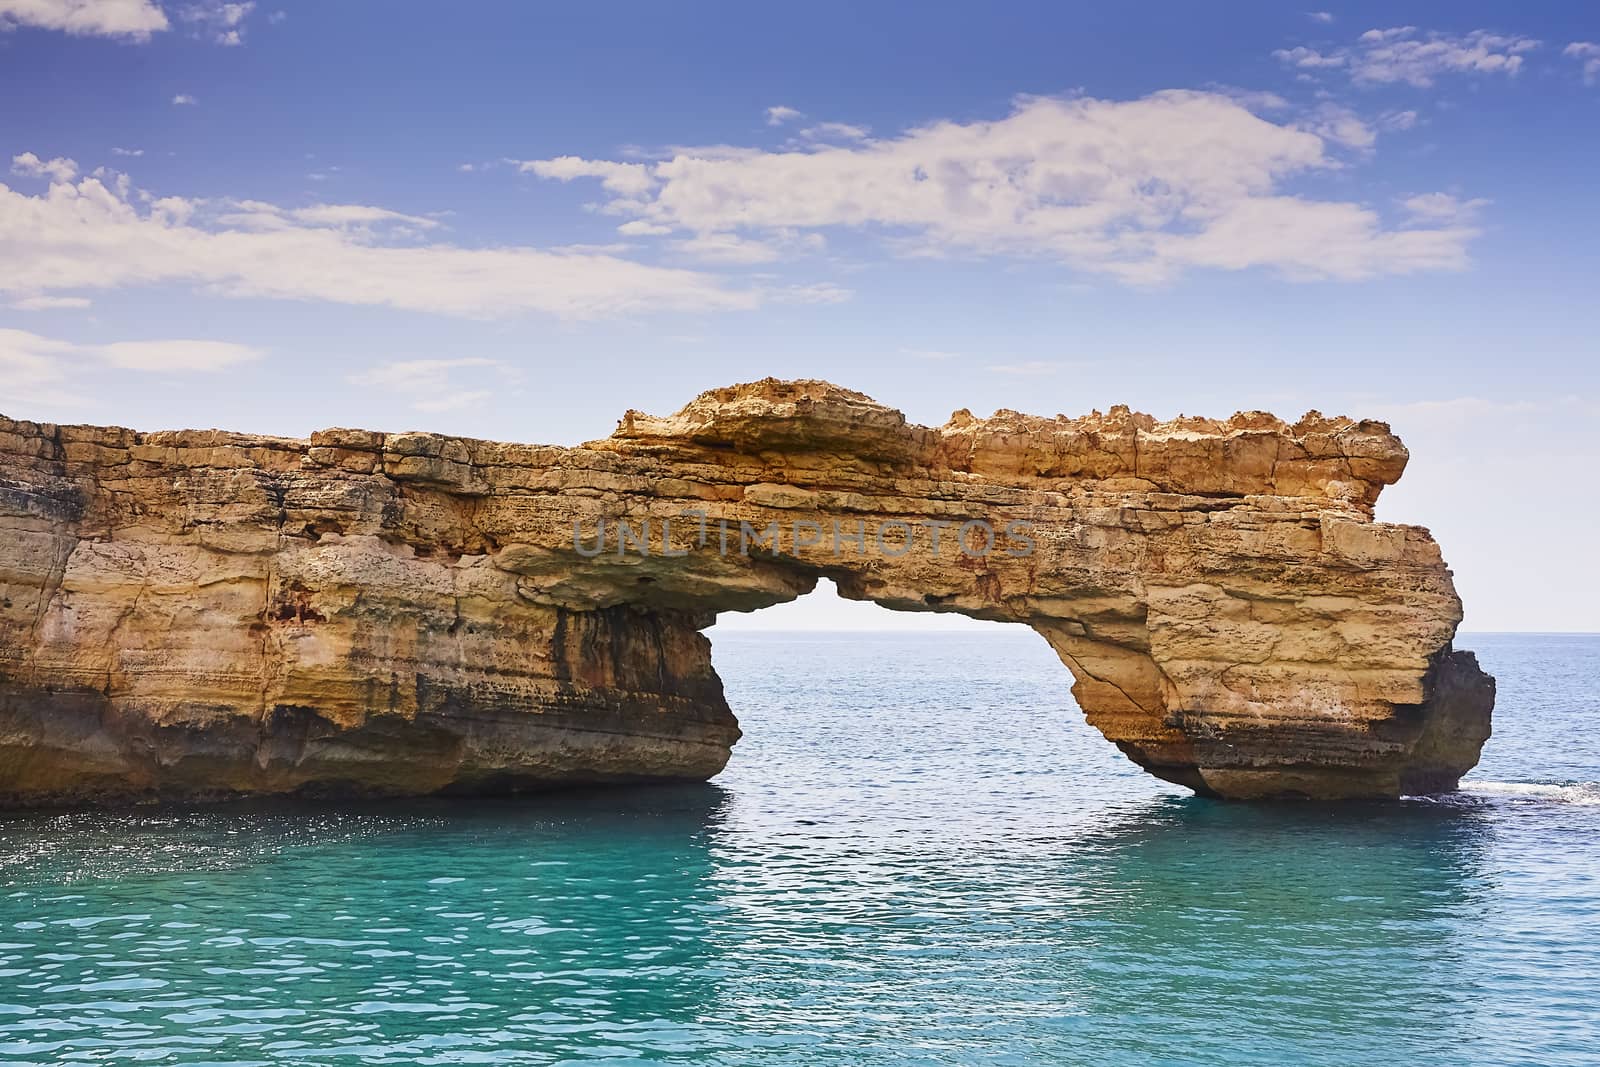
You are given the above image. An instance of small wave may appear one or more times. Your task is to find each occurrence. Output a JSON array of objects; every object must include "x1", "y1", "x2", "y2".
[{"x1": 1463, "y1": 780, "x2": 1600, "y2": 806}]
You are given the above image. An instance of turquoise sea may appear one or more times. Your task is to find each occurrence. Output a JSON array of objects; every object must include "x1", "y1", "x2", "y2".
[{"x1": 1, "y1": 632, "x2": 1597, "y2": 1066}]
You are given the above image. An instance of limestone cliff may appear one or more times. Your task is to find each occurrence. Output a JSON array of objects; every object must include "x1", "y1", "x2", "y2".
[{"x1": 0, "y1": 379, "x2": 1493, "y2": 804}]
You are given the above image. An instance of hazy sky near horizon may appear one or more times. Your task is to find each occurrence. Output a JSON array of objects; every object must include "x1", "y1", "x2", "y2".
[{"x1": 2, "y1": 1, "x2": 1597, "y2": 632}]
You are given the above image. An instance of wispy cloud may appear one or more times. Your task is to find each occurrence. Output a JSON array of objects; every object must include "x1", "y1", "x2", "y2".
[
  {"x1": 1275, "y1": 27, "x2": 1540, "y2": 87},
  {"x1": 1566, "y1": 42, "x2": 1600, "y2": 85},
  {"x1": 765, "y1": 105, "x2": 803, "y2": 126},
  {"x1": 98, "y1": 339, "x2": 261, "y2": 371},
  {"x1": 1401, "y1": 192, "x2": 1487, "y2": 224},
  {"x1": 172, "y1": 93, "x2": 198, "y2": 105},
  {"x1": 1297, "y1": 102, "x2": 1375, "y2": 150},
  {"x1": 522, "y1": 91, "x2": 1482, "y2": 285},
  {"x1": 670, "y1": 232, "x2": 783, "y2": 264},
  {"x1": 348, "y1": 357, "x2": 519, "y2": 413},
  {"x1": 0, "y1": 155, "x2": 760, "y2": 319},
  {"x1": 176, "y1": 1, "x2": 254, "y2": 45},
  {"x1": 0, "y1": 327, "x2": 262, "y2": 410},
  {"x1": 797, "y1": 121, "x2": 871, "y2": 143},
  {"x1": 9, "y1": 294, "x2": 92, "y2": 311}
]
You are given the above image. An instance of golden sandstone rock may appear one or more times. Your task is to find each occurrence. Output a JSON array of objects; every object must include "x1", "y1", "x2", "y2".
[{"x1": 0, "y1": 379, "x2": 1492, "y2": 805}]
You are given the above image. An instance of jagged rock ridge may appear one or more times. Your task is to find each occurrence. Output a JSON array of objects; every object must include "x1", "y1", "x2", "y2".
[{"x1": 0, "y1": 378, "x2": 1493, "y2": 804}]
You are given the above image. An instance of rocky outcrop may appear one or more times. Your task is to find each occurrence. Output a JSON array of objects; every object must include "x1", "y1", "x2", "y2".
[{"x1": 0, "y1": 379, "x2": 1492, "y2": 805}]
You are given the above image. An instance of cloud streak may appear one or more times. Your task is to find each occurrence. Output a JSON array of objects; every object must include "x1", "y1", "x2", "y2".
[
  {"x1": 0, "y1": 327, "x2": 262, "y2": 409},
  {"x1": 348, "y1": 357, "x2": 517, "y2": 413},
  {"x1": 0, "y1": 157, "x2": 759, "y2": 319},
  {"x1": 1275, "y1": 27, "x2": 1540, "y2": 87},
  {"x1": 523, "y1": 91, "x2": 1481, "y2": 284}
]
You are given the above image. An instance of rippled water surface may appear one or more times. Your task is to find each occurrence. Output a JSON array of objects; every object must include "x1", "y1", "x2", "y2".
[{"x1": 2, "y1": 631, "x2": 1597, "y2": 1065}]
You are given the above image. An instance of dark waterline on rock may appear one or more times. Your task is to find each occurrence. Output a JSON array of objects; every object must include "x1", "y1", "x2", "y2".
[{"x1": 0, "y1": 632, "x2": 1594, "y2": 1065}]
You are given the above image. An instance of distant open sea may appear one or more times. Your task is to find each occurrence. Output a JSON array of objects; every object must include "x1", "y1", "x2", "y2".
[{"x1": 1, "y1": 631, "x2": 1596, "y2": 1066}]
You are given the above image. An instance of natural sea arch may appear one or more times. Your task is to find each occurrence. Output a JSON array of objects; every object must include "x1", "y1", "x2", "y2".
[
  {"x1": 0, "y1": 379, "x2": 1492, "y2": 805},
  {"x1": 706, "y1": 578, "x2": 1123, "y2": 792}
]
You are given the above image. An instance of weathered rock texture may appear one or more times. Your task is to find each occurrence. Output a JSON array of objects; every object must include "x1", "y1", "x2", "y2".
[{"x1": 0, "y1": 379, "x2": 1492, "y2": 805}]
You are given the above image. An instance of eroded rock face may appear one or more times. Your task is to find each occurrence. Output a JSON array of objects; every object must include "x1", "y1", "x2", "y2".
[{"x1": 0, "y1": 379, "x2": 1492, "y2": 805}]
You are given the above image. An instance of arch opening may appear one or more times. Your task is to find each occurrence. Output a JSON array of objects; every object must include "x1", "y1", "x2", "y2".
[{"x1": 703, "y1": 580, "x2": 1185, "y2": 818}]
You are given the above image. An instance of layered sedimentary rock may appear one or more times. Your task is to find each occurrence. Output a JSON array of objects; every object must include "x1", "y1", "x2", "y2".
[{"x1": 0, "y1": 379, "x2": 1492, "y2": 805}]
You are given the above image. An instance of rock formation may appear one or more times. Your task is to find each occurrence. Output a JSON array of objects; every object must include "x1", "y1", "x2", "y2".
[{"x1": 0, "y1": 379, "x2": 1492, "y2": 805}]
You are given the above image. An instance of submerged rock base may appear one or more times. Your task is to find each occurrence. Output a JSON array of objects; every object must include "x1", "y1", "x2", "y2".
[{"x1": 0, "y1": 379, "x2": 1493, "y2": 805}]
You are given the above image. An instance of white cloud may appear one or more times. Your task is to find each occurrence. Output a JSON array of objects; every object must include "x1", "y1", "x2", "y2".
[
  {"x1": 349, "y1": 357, "x2": 515, "y2": 413},
  {"x1": 522, "y1": 91, "x2": 1481, "y2": 285},
  {"x1": 111, "y1": 146, "x2": 144, "y2": 157},
  {"x1": 211, "y1": 199, "x2": 436, "y2": 232},
  {"x1": 1401, "y1": 192, "x2": 1487, "y2": 223},
  {"x1": 1215, "y1": 88, "x2": 1290, "y2": 112},
  {"x1": 617, "y1": 219, "x2": 672, "y2": 236},
  {"x1": 11, "y1": 152, "x2": 77, "y2": 182},
  {"x1": 517, "y1": 155, "x2": 656, "y2": 197},
  {"x1": 0, "y1": 328, "x2": 80, "y2": 407},
  {"x1": 768, "y1": 282, "x2": 851, "y2": 305},
  {"x1": 176, "y1": 1, "x2": 253, "y2": 45},
  {"x1": 0, "y1": 159, "x2": 756, "y2": 319},
  {"x1": 1275, "y1": 27, "x2": 1540, "y2": 87},
  {"x1": 290, "y1": 204, "x2": 432, "y2": 228},
  {"x1": 1379, "y1": 109, "x2": 1419, "y2": 131},
  {"x1": 9, "y1": 294, "x2": 91, "y2": 310},
  {"x1": 1298, "y1": 103, "x2": 1375, "y2": 149},
  {"x1": 0, "y1": 0, "x2": 167, "y2": 39},
  {"x1": 212, "y1": 201, "x2": 440, "y2": 231},
  {"x1": 671, "y1": 232, "x2": 782, "y2": 264},
  {"x1": 669, "y1": 228, "x2": 825, "y2": 264},
  {"x1": 0, "y1": 328, "x2": 259, "y2": 411},
  {"x1": 1308, "y1": 11, "x2": 1334, "y2": 24},
  {"x1": 98, "y1": 339, "x2": 260, "y2": 371},
  {"x1": 1566, "y1": 42, "x2": 1600, "y2": 85},
  {"x1": 0, "y1": 0, "x2": 255, "y2": 43},
  {"x1": 765, "y1": 105, "x2": 803, "y2": 126},
  {"x1": 799, "y1": 121, "x2": 871, "y2": 143},
  {"x1": 1273, "y1": 45, "x2": 1347, "y2": 70},
  {"x1": 172, "y1": 93, "x2": 198, "y2": 105}
]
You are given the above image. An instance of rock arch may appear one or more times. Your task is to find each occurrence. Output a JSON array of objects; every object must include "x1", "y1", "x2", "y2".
[{"x1": 0, "y1": 379, "x2": 1492, "y2": 805}]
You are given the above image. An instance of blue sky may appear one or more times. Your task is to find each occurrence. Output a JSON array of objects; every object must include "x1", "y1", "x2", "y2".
[{"x1": 2, "y1": 1, "x2": 1598, "y2": 631}]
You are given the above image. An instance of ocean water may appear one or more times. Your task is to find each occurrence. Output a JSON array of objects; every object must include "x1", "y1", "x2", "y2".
[{"x1": 1, "y1": 631, "x2": 1597, "y2": 1066}]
